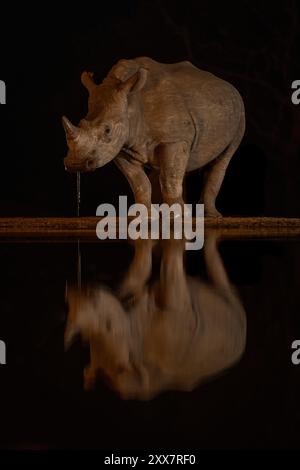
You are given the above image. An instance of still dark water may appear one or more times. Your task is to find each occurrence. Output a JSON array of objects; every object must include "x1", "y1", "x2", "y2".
[{"x1": 0, "y1": 235, "x2": 300, "y2": 450}]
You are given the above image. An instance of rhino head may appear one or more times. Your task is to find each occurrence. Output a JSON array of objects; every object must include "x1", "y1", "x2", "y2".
[{"x1": 63, "y1": 68, "x2": 148, "y2": 172}]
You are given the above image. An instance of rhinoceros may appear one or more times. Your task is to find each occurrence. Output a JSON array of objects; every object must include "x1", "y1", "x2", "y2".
[
  {"x1": 65, "y1": 234, "x2": 246, "y2": 400},
  {"x1": 63, "y1": 57, "x2": 245, "y2": 216}
]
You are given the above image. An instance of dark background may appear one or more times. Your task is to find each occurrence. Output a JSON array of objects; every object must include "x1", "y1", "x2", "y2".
[{"x1": 0, "y1": 0, "x2": 299, "y2": 217}]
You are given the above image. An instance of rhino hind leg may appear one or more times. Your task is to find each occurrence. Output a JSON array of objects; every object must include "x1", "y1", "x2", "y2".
[
  {"x1": 200, "y1": 116, "x2": 245, "y2": 217},
  {"x1": 158, "y1": 142, "x2": 189, "y2": 206},
  {"x1": 204, "y1": 230, "x2": 232, "y2": 292}
]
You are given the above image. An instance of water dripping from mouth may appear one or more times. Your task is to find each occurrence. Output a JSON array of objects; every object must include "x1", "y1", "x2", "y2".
[
  {"x1": 77, "y1": 171, "x2": 81, "y2": 217},
  {"x1": 76, "y1": 171, "x2": 82, "y2": 292},
  {"x1": 77, "y1": 239, "x2": 81, "y2": 292}
]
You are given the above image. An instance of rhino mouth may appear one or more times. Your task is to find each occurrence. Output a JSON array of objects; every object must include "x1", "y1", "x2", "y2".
[{"x1": 64, "y1": 158, "x2": 98, "y2": 173}]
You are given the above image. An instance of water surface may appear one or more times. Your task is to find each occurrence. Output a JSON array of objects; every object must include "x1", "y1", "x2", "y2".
[{"x1": 0, "y1": 235, "x2": 299, "y2": 449}]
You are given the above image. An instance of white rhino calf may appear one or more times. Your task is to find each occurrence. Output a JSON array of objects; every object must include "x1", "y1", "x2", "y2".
[{"x1": 63, "y1": 57, "x2": 245, "y2": 216}]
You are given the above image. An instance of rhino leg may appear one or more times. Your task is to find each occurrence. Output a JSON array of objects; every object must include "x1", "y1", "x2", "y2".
[
  {"x1": 158, "y1": 142, "x2": 189, "y2": 206},
  {"x1": 159, "y1": 238, "x2": 190, "y2": 310},
  {"x1": 204, "y1": 230, "x2": 231, "y2": 293},
  {"x1": 148, "y1": 168, "x2": 163, "y2": 203},
  {"x1": 201, "y1": 117, "x2": 245, "y2": 217},
  {"x1": 200, "y1": 152, "x2": 231, "y2": 217},
  {"x1": 115, "y1": 152, "x2": 151, "y2": 209},
  {"x1": 118, "y1": 239, "x2": 153, "y2": 300}
]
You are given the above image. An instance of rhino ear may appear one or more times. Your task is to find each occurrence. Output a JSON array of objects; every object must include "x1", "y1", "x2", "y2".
[
  {"x1": 119, "y1": 67, "x2": 148, "y2": 95},
  {"x1": 81, "y1": 71, "x2": 97, "y2": 94},
  {"x1": 62, "y1": 116, "x2": 80, "y2": 141}
]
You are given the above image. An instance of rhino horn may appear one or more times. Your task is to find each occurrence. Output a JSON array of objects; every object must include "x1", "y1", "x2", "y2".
[
  {"x1": 81, "y1": 71, "x2": 97, "y2": 94},
  {"x1": 62, "y1": 116, "x2": 80, "y2": 140}
]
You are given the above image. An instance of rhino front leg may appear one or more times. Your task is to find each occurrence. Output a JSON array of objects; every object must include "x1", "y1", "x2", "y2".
[
  {"x1": 118, "y1": 239, "x2": 153, "y2": 300},
  {"x1": 158, "y1": 142, "x2": 189, "y2": 206},
  {"x1": 115, "y1": 152, "x2": 151, "y2": 209}
]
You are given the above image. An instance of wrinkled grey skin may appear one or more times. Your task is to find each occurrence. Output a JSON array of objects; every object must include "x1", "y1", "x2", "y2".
[{"x1": 63, "y1": 57, "x2": 245, "y2": 216}]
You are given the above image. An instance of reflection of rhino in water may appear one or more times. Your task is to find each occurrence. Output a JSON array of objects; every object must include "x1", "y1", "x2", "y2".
[{"x1": 65, "y1": 233, "x2": 246, "y2": 400}]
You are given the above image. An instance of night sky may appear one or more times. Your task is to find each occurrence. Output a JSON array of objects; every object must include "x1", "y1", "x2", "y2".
[{"x1": 0, "y1": 0, "x2": 299, "y2": 217}]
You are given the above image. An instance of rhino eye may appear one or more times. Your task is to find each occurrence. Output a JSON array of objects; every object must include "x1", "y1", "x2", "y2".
[{"x1": 104, "y1": 126, "x2": 111, "y2": 135}]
